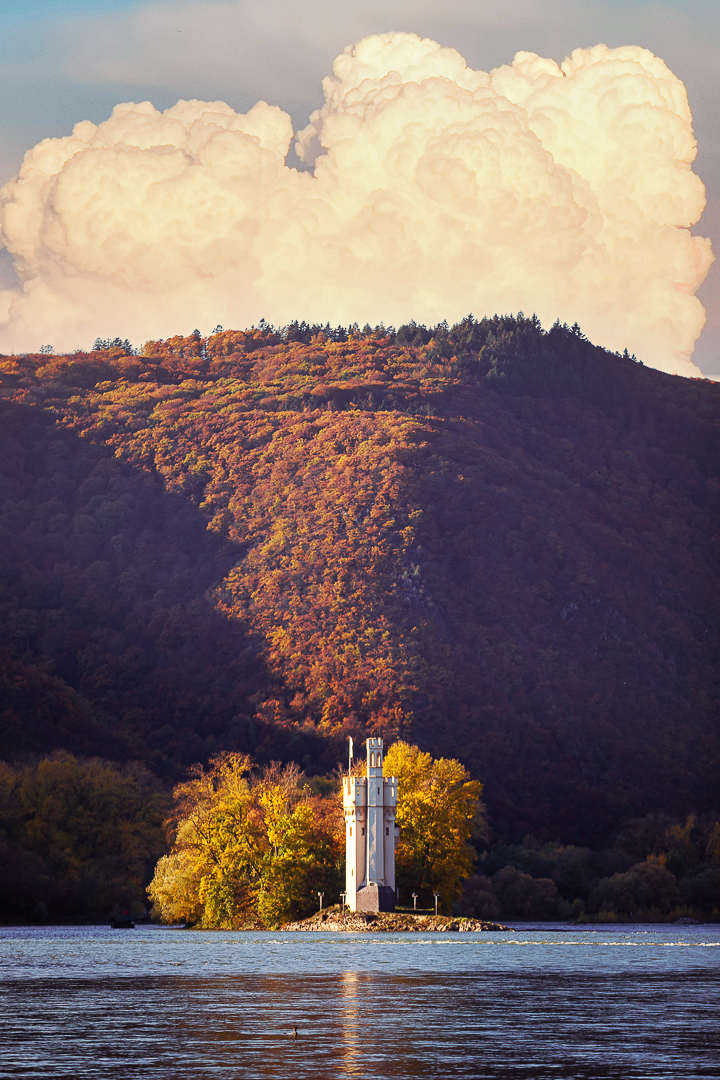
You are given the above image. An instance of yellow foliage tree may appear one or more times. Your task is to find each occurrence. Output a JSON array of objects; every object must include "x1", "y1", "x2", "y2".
[
  {"x1": 383, "y1": 741, "x2": 486, "y2": 912},
  {"x1": 256, "y1": 778, "x2": 316, "y2": 926},
  {"x1": 146, "y1": 846, "x2": 204, "y2": 927},
  {"x1": 148, "y1": 753, "x2": 342, "y2": 928}
]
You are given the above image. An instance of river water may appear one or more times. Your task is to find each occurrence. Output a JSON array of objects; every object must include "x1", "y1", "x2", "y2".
[{"x1": 1, "y1": 923, "x2": 718, "y2": 1079}]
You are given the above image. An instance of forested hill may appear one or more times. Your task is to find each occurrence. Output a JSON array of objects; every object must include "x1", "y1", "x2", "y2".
[{"x1": 1, "y1": 316, "x2": 718, "y2": 846}]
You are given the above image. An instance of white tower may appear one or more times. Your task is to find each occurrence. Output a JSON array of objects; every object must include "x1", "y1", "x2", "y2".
[{"x1": 343, "y1": 738, "x2": 398, "y2": 912}]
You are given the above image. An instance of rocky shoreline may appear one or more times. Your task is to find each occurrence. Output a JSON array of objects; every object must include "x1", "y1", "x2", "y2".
[{"x1": 281, "y1": 910, "x2": 513, "y2": 932}]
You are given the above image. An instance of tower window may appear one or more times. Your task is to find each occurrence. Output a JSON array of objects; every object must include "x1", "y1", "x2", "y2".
[
  {"x1": 370, "y1": 752, "x2": 375, "y2": 767},
  {"x1": 350, "y1": 827, "x2": 352, "y2": 836},
  {"x1": 386, "y1": 827, "x2": 389, "y2": 835}
]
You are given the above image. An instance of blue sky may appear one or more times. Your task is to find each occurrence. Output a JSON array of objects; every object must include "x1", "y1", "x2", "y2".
[
  {"x1": 1, "y1": 0, "x2": 718, "y2": 372},
  {"x1": 3, "y1": 0, "x2": 129, "y2": 19}
]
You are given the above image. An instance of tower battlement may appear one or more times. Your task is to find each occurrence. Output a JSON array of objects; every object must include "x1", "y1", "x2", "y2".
[{"x1": 343, "y1": 738, "x2": 398, "y2": 912}]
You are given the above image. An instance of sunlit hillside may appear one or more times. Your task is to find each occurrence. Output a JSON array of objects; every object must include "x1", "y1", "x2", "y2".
[{"x1": 1, "y1": 316, "x2": 718, "y2": 845}]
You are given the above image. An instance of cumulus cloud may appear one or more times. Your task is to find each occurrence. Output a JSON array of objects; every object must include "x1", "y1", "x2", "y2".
[{"x1": 0, "y1": 33, "x2": 713, "y2": 374}]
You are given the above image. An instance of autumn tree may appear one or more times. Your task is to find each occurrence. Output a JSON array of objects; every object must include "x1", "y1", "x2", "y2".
[
  {"x1": 383, "y1": 741, "x2": 486, "y2": 912},
  {"x1": 148, "y1": 753, "x2": 342, "y2": 928}
]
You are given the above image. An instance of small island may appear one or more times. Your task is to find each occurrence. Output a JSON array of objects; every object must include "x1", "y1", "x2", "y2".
[{"x1": 282, "y1": 907, "x2": 512, "y2": 932}]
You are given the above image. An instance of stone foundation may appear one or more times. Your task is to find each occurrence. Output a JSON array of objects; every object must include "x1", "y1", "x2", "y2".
[{"x1": 355, "y1": 884, "x2": 396, "y2": 912}]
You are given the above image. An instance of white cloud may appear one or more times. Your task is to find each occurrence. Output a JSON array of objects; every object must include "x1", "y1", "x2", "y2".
[{"x1": 0, "y1": 32, "x2": 712, "y2": 373}]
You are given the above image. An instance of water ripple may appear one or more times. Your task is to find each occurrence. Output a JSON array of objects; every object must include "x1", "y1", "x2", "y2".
[{"x1": 1, "y1": 925, "x2": 718, "y2": 1078}]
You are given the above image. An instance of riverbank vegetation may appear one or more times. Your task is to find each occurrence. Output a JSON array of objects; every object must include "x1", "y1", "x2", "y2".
[
  {"x1": 457, "y1": 812, "x2": 720, "y2": 922},
  {"x1": 0, "y1": 753, "x2": 168, "y2": 922},
  {"x1": 0, "y1": 752, "x2": 717, "y2": 923}
]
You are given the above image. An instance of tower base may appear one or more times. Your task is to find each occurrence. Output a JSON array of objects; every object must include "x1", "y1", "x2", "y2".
[{"x1": 355, "y1": 884, "x2": 395, "y2": 913}]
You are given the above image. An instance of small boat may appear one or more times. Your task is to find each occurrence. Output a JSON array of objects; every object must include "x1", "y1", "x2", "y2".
[{"x1": 110, "y1": 915, "x2": 135, "y2": 929}]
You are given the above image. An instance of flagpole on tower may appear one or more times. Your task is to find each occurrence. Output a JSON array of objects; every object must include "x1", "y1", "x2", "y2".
[{"x1": 347, "y1": 736, "x2": 353, "y2": 775}]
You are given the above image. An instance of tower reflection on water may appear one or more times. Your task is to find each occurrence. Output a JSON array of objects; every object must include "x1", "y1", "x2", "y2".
[{"x1": 340, "y1": 971, "x2": 362, "y2": 1076}]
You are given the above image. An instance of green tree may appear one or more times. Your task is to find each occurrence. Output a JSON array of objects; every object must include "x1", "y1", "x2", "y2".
[
  {"x1": 455, "y1": 874, "x2": 501, "y2": 919},
  {"x1": 383, "y1": 741, "x2": 486, "y2": 911},
  {"x1": 490, "y1": 865, "x2": 560, "y2": 918},
  {"x1": 591, "y1": 860, "x2": 681, "y2": 916},
  {"x1": 0, "y1": 753, "x2": 169, "y2": 919},
  {"x1": 680, "y1": 869, "x2": 720, "y2": 915}
]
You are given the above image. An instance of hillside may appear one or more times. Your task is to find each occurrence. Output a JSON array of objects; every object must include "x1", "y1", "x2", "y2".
[{"x1": 1, "y1": 316, "x2": 718, "y2": 845}]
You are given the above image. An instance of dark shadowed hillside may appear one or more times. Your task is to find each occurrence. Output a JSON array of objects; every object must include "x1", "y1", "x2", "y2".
[{"x1": 1, "y1": 316, "x2": 718, "y2": 844}]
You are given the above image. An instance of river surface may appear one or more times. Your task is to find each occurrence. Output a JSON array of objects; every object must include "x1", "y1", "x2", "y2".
[{"x1": 1, "y1": 923, "x2": 718, "y2": 1079}]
